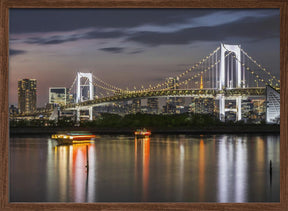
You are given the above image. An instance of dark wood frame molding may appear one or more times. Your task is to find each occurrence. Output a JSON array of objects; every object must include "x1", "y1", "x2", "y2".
[{"x1": 1, "y1": 0, "x2": 287, "y2": 210}]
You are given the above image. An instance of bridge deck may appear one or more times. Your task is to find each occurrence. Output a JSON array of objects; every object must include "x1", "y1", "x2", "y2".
[{"x1": 15, "y1": 87, "x2": 268, "y2": 116}]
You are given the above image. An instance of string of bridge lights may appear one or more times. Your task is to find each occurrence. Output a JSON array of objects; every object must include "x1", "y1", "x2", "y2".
[
  {"x1": 177, "y1": 47, "x2": 221, "y2": 79},
  {"x1": 81, "y1": 77, "x2": 118, "y2": 93},
  {"x1": 92, "y1": 75, "x2": 123, "y2": 91},
  {"x1": 222, "y1": 44, "x2": 279, "y2": 88},
  {"x1": 74, "y1": 52, "x2": 220, "y2": 95},
  {"x1": 140, "y1": 47, "x2": 221, "y2": 92},
  {"x1": 231, "y1": 54, "x2": 279, "y2": 88},
  {"x1": 69, "y1": 46, "x2": 235, "y2": 94},
  {"x1": 171, "y1": 51, "x2": 233, "y2": 90},
  {"x1": 92, "y1": 81, "x2": 117, "y2": 93},
  {"x1": 131, "y1": 51, "x2": 232, "y2": 94},
  {"x1": 68, "y1": 74, "x2": 120, "y2": 95},
  {"x1": 240, "y1": 47, "x2": 280, "y2": 84},
  {"x1": 69, "y1": 45, "x2": 278, "y2": 97},
  {"x1": 68, "y1": 76, "x2": 77, "y2": 95}
]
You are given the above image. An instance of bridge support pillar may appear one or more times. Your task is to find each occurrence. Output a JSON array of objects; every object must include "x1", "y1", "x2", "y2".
[
  {"x1": 76, "y1": 108, "x2": 80, "y2": 122},
  {"x1": 219, "y1": 94, "x2": 225, "y2": 122},
  {"x1": 236, "y1": 96, "x2": 242, "y2": 121},
  {"x1": 89, "y1": 107, "x2": 93, "y2": 121}
]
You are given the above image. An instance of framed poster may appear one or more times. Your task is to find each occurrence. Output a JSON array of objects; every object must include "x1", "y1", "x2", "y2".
[{"x1": 1, "y1": 0, "x2": 287, "y2": 210}]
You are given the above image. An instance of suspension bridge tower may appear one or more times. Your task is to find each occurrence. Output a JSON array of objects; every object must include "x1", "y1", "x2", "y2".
[
  {"x1": 76, "y1": 72, "x2": 94, "y2": 103},
  {"x1": 75, "y1": 72, "x2": 94, "y2": 121},
  {"x1": 219, "y1": 43, "x2": 243, "y2": 90},
  {"x1": 218, "y1": 43, "x2": 244, "y2": 122}
]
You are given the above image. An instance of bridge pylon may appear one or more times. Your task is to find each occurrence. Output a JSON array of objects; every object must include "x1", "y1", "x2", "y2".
[
  {"x1": 75, "y1": 72, "x2": 94, "y2": 121},
  {"x1": 76, "y1": 72, "x2": 94, "y2": 103},
  {"x1": 219, "y1": 43, "x2": 243, "y2": 90},
  {"x1": 218, "y1": 44, "x2": 244, "y2": 121}
]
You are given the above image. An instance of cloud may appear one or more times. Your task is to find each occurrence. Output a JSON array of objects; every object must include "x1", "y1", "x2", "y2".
[
  {"x1": 85, "y1": 30, "x2": 126, "y2": 39},
  {"x1": 24, "y1": 34, "x2": 83, "y2": 45},
  {"x1": 10, "y1": 9, "x2": 211, "y2": 34},
  {"x1": 99, "y1": 47, "x2": 143, "y2": 54},
  {"x1": 98, "y1": 47, "x2": 125, "y2": 54},
  {"x1": 21, "y1": 29, "x2": 126, "y2": 45},
  {"x1": 127, "y1": 49, "x2": 144, "y2": 54},
  {"x1": 11, "y1": 10, "x2": 279, "y2": 49},
  {"x1": 9, "y1": 49, "x2": 26, "y2": 56},
  {"x1": 126, "y1": 14, "x2": 279, "y2": 46},
  {"x1": 10, "y1": 9, "x2": 278, "y2": 37}
]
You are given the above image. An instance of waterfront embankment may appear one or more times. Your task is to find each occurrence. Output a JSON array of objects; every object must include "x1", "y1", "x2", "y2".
[{"x1": 10, "y1": 124, "x2": 280, "y2": 136}]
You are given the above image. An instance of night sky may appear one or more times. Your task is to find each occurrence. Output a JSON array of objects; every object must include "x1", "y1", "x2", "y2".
[{"x1": 9, "y1": 9, "x2": 280, "y2": 107}]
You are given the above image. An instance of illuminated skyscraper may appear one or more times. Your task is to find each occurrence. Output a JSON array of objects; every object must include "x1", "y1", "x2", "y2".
[
  {"x1": 189, "y1": 97, "x2": 215, "y2": 114},
  {"x1": 242, "y1": 99, "x2": 254, "y2": 120},
  {"x1": 131, "y1": 99, "x2": 141, "y2": 113},
  {"x1": 165, "y1": 77, "x2": 184, "y2": 113},
  {"x1": 252, "y1": 98, "x2": 266, "y2": 123},
  {"x1": 147, "y1": 98, "x2": 158, "y2": 114},
  {"x1": 266, "y1": 86, "x2": 280, "y2": 123},
  {"x1": 18, "y1": 79, "x2": 37, "y2": 113}
]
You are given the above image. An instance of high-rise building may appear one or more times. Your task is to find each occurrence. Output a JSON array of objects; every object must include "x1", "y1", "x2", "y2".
[
  {"x1": 165, "y1": 77, "x2": 184, "y2": 114},
  {"x1": 18, "y1": 79, "x2": 37, "y2": 113},
  {"x1": 252, "y1": 98, "x2": 266, "y2": 123},
  {"x1": 189, "y1": 97, "x2": 215, "y2": 114},
  {"x1": 131, "y1": 99, "x2": 141, "y2": 113},
  {"x1": 242, "y1": 99, "x2": 254, "y2": 120},
  {"x1": 147, "y1": 98, "x2": 158, "y2": 114},
  {"x1": 266, "y1": 86, "x2": 280, "y2": 123},
  {"x1": 49, "y1": 87, "x2": 67, "y2": 106}
]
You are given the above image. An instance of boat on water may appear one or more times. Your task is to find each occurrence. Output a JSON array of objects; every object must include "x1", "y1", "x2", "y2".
[
  {"x1": 134, "y1": 128, "x2": 151, "y2": 138},
  {"x1": 51, "y1": 132, "x2": 97, "y2": 144}
]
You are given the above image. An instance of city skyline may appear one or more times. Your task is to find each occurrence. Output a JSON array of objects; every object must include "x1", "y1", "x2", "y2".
[{"x1": 9, "y1": 9, "x2": 280, "y2": 107}]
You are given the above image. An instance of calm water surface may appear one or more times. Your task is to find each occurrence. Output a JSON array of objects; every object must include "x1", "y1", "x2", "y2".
[{"x1": 10, "y1": 134, "x2": 279, "y2": 202}]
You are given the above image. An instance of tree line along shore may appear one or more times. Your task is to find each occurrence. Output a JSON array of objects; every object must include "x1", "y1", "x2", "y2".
[{"x1": 10, "y1": 113, "x2": 280, "y2": 135}]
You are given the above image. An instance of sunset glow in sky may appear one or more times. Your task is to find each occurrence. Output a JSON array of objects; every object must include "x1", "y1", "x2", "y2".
[{"x1": 9, "y1": 9, "x2": 280, "y2": 107}]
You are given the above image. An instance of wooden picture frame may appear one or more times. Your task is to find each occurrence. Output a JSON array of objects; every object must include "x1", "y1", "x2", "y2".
[{"x1": 1, "y1": 0, "x2": 287, "y2": 210}]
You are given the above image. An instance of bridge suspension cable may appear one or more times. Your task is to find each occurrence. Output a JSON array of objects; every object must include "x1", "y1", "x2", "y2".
[
  {"x1": 171, "y1": 51, "x2": 233, "y2": 90},
  {"x1": 68, "y1": 73, "x2": 123, "y2": 101},
  {"x1": 67, "y1": 75, "x2": 77, "y2": 95},
  {"x1": 92, "y1": 81, "x2": 118, "y2": 93},
  {"x1": 231, "y1": 53, "x2": 278, "y2": 87},
  {"x1": 134, "y1": 51, "x2": 232, "y2": 93},
  {"x1": 92, "y1": 75, "x2": 124, "y2": 91},
  {"x1": 221, "y1": 44, "x2": 279, "y2": 88},
  {"x1": 140, "y1": 47, "x2": 220, "y2": 92},
  {"x1": 240, "y1": 47, "x2": 280, "y2": 84}
]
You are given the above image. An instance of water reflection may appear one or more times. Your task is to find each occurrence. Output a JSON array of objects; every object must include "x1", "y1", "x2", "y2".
[
  {"x1": 10, "y1": 134, "x2": 280, "y2": 202},
  {"x1": 199, "y1": 139, "x2": 205, "y2": 201},
  {"x1": 217, "y1": 136, "x2": 225, "y2": 202},
  {"x1": 217, "y1": 136, "x2": 248, "y2": 202},
  {"x1": 178, "y1": 141, "x2": 185, "y2": 200},
  {"x1": 235, "y1": 137, "x2": 247, "y2": 202},
  {"x1": 47, "y1": 142, "x2": 96, "y2": 202}
]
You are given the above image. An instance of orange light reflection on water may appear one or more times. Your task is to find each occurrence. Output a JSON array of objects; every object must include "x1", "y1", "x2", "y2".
[
  {"x1": 142, "y1": 137, "x2": 150, "y2": 201},
  {"x1": 134, "y1": 137, "x2": 150, "y2": 201},
  {"x1": 199, "y1": 139, "x2": 205, "y2": 201},
  {"x1": 53, "y1": 142, "x2": 96, "y2": 202}
]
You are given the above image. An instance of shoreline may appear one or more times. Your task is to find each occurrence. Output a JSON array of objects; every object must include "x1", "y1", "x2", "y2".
[{"x1": 9, "y1": 126, "x2": 280, "y2": 136}]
